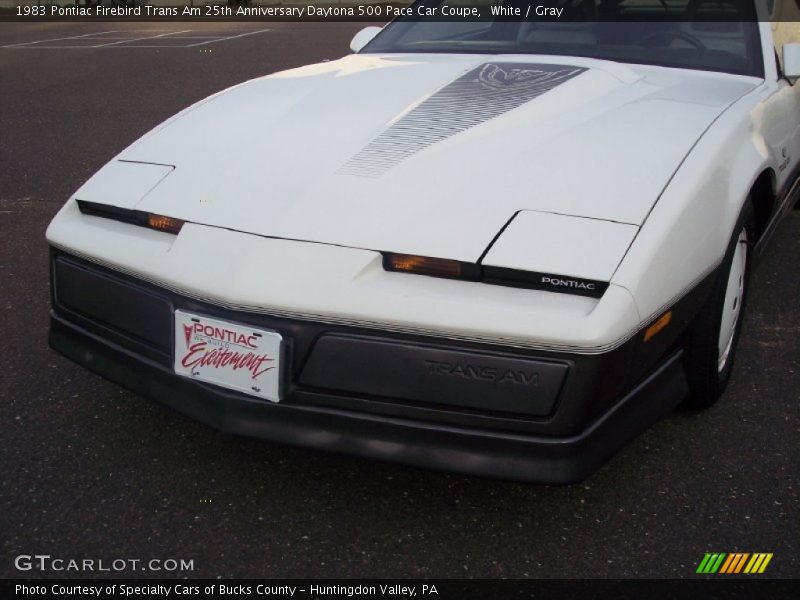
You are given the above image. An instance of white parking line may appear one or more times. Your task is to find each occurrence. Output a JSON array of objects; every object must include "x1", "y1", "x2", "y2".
[
  {"x1": 1, "y1": 29, "x2": 272, "y2": 49},
  {"x1": 92, "y1": 30, "x2": 194, "y2": 47},
  {"x1": 128, "y1": 36, "x2": 222, "y2": 39},
  {"x1": 1, "y1": 30, "x2": 119, "y2": 48},
  {"x1": 185, "y1": 29, "x2": 272, "y2": 47}
]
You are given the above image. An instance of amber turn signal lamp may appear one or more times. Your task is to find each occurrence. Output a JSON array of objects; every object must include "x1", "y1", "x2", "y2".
[
  {"x1": 380, "y1": 251, "x2": 606, "y2": 297},
  {"x1": 147, "y1": 213, "x2": 185, "y2": 235},
  {"x1": 644, "y1": 310, "x2": 672, "y2": 342},
  {"x1": 383, "y1": 253, "x2": 473, "y2": 280}
]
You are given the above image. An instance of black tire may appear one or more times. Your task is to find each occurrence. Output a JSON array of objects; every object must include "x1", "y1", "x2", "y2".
[{"x1": 683, "y1": 199, "x2": 755, "y2": 409}]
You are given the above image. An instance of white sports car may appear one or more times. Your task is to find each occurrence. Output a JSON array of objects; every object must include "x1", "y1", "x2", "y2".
[{"x1": 46, "y1": 1, "x2": 800, "y2": 482}]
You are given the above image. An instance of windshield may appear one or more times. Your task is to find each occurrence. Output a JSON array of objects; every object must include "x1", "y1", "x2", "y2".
[{"x1": 362, "y1": 0, "x2": 764, "y2": 77}]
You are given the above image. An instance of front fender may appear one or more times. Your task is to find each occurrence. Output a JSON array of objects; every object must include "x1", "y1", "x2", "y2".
[{"x1": 613, "y1": 83, "x2": 776, "y2": 323}]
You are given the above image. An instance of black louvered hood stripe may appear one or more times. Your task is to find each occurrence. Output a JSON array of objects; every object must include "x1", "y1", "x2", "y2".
[{"x1": 339, "y1": 63, "x2": 586, "y2": 177}]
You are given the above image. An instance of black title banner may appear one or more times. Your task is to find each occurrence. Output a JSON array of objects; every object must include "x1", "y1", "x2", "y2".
[
  {"x1": 4, "y1": 579, "x2": 800, "y2": 600},
  {"x1": 3, "y1": 1, "x2": 800, "y2": 22}
]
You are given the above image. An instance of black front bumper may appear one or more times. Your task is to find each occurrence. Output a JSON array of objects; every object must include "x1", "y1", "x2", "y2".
[{"x1": 49, "y1": 251, "x2": 691, "y2": 483}]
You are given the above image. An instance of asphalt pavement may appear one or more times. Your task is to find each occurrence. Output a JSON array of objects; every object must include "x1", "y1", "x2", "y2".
[{"x1": 1, "y1": 22, "x2": 798, "y2": 579}]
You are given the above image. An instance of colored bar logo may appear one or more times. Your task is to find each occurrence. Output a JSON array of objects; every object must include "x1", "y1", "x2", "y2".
[{"x1": 697, "y1": 553, "x2": 773, "y2": 574}]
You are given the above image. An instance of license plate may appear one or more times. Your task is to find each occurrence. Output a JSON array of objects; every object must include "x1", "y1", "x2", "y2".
[{"x1": 174, "y1": 310, "x2": 282, "y2": 402}]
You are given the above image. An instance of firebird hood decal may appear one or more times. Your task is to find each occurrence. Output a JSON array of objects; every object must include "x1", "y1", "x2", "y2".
[{"x1": 340, "y1": 63, "x2": 585, "y2": 177}]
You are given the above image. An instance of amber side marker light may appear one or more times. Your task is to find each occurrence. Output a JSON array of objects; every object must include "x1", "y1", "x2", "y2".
[
  {"x1": 147, "y1": 213, "x2": 185, "y2": 235},
  {"x1": 383, "y1": 253, "x2": 481, "y2": 280},
  {"x1": 644, "y1": 310, "x2": 672, "y2": 342}
]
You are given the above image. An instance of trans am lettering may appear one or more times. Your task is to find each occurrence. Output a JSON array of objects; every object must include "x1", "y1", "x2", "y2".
[{"x1": 424, "y1": 360, "x2": 539, "y2": 386}]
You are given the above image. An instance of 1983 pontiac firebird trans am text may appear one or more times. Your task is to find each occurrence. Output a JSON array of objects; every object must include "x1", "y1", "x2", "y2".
[{"x1": 46, "y1": 0, "x2": 800, "y2": 482}]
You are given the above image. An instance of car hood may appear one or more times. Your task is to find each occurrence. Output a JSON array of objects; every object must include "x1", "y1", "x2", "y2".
[{"x1": 81, "y1": 53, "x2": 758, "y2": 263}]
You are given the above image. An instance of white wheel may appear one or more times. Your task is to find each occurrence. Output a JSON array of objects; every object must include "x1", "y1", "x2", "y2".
[
  {"x1": 717, "y1": 229, "x2": 747, "y2": 373},
  {"x1": 684, "y1": 200, "x2": 753, "y2": 409}
]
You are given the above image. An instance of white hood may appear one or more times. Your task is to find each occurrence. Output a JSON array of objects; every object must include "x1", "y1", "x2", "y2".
[{"x1": 77, "y1": 53, "x2": 758, "y2": 263}]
